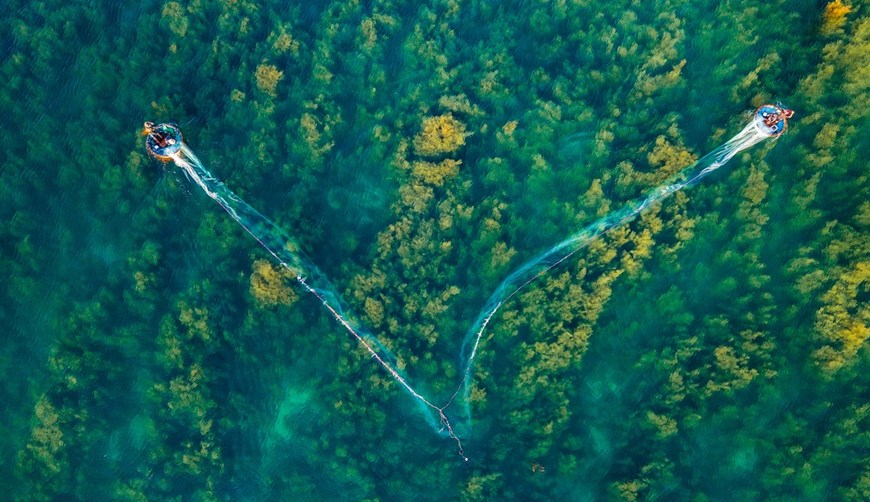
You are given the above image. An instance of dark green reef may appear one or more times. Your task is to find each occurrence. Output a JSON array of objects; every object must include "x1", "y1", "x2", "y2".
[{"x1": 0, "y1": 0, "x2": 866, "y2": 500}]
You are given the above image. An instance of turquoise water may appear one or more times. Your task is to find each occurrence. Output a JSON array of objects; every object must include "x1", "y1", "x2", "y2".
[{"x1": 1, "y1": 1, "x2": 867, "y2": 500}]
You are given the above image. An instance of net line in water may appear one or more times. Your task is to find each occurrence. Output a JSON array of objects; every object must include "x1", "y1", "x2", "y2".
[
  {"x1": 170, "y1": 145, "x2": 469, "y2": 458},
  {"x1": 156, "y1": 108, "x2": 784, "y2": 460},
  {"x1": 449, "y1": 119, "x2": 771, "y2": 421}
]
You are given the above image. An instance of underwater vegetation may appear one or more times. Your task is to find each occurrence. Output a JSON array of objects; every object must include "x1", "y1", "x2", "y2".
[{"x1": 0, "y1": 0, "x2": 867, "y2": 500}]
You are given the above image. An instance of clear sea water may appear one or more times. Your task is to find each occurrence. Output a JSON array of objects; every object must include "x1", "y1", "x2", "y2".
[{"x1": 1, "y1": 1, "x2": 866, "y2": 500}]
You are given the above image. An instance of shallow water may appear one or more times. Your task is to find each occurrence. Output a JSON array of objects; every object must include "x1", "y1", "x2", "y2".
[{"x1": 1, "y1": 0, "x2": 866, "y2": 500}]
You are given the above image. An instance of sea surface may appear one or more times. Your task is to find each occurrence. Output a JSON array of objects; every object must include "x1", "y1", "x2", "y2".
[{"x1": 1, "y1": 1, "x2": 866, "y2": 500}]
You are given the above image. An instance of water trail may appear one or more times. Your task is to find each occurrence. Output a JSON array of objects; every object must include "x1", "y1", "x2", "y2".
[
  {"x1": 163, "y1": 113, "x2": 775, "y2": 460},
  {"x1": 446, "y1": 120, "x2": 770, "y2": 421},
  {"x1": 169, "y1": 145, "x2": 469, "y2": 459}
]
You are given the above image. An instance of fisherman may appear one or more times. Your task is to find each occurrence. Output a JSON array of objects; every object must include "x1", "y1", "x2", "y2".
[
  {"x1": 144, "y1": 121, "x2": 170, "y2": 148},
  {"x1": 762, "y1": 110, "x2": 781, "y2": 128},
  {"x1": 762, "y1": 106, "x2": 794, "y2": 129}
]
